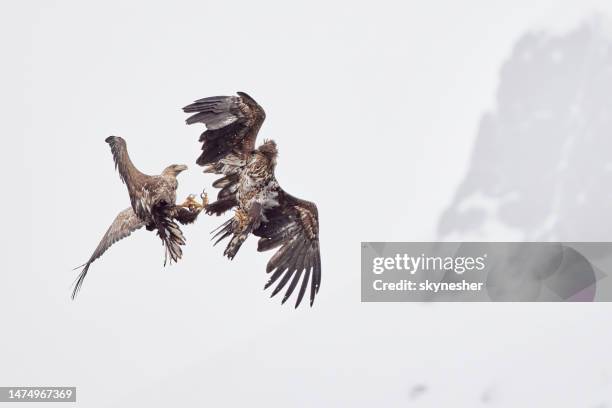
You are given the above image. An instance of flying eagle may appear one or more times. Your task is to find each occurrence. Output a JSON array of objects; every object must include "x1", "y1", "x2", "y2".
[
  {"x1": 183, "y1": 92, "x2": 321, "y2": 308},
  {"x1": 72, "y1": 136, "x2": 207, "y2": 299}
]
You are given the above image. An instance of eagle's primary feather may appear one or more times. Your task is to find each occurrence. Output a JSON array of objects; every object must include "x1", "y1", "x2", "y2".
[{"x1": 71, "y1": 207, "x2": 145, "y2": 299}]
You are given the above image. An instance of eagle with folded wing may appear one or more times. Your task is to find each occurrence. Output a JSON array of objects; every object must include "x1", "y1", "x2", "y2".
[
  {"x1": 71, "y1": 136, "x2": 207, "y2": 299},
  {"x1": 183, "y1": 92, "x2": 321, "y2": 308}
]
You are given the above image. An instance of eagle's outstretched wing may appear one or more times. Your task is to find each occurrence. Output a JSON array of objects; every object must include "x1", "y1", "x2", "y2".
[
  {"x1": 183, "y1": 92, "x2": 265, "y2": 215},
  {"x1": 253, "y1": 190, "x2": 321, "y2": 308},
  {"x1": 105, "y1": 136, "x2": 152, "y2": 220},
  {"x1": 72, "y1": 208, "x2": 145, "y2": 299},
  {"x1": 183, "y1": 92, "x2": 266, "y2": 165}
]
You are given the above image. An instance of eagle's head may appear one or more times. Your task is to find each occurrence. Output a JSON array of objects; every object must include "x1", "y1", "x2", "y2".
[
  {"x1": 162, "y1": 164, "x2": 188, "y2": 177},
  {"x1": 257, "y1": 139, "x2": 278, "y2": 167}
]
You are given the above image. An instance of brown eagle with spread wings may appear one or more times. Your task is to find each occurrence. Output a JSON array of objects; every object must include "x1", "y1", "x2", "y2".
[
  {"x1": 72, "y1": 136, "x2": 207, "y2": 299},
  {"x1": 183, "y1": 92, "x2": 321, "y2": 308}
]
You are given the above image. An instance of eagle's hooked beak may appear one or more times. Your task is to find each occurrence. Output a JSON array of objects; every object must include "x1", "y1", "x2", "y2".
[{"x1": 176, "y1": 164, "x2": 188, "y2": 173}]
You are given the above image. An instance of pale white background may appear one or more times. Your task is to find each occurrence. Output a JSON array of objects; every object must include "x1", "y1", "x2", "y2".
[{"x1": 3, "y1": 0, "x2": 612, "y2": 406}]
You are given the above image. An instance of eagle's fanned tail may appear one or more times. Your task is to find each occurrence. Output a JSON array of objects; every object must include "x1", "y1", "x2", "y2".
[
  {"x1": 153, "y1": 210, "x2": 186, "y2": 266},
  {"x1": 211, "y1": 218, "x2": 234, "y2": 246},
  {"x1": 222, "y1": 203, "x2": 263, "y2": 260}
]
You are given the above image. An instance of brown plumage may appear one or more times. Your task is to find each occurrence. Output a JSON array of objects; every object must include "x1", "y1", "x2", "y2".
[
  {"x1": 72, "y1": 136, "x2": 206, "y2": 299},
  {"x1": 183, "y1": 92, "x2": 321, "y2": 308}
]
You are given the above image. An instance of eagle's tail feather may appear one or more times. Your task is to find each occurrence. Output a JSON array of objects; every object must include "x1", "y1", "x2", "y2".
[
  {"x1": 211, "y1": 219, "x2": 234, "y2": 246},
  {"x1": 224, "y1": 231, "x2": 249, "y2": 260},
  {"x1": 221, "y1": 203, "x2": 262, "y2": 260},
  {"x1": 154, "y1": 212, "x2": 186, "y2": 266}
]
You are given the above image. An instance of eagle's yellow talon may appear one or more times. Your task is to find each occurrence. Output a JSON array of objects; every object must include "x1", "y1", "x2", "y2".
[{"x1": 180, "y1": 194, "x2": 205, "y2": 211}]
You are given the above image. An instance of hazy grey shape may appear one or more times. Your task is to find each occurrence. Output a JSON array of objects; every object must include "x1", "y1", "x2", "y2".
[
  {"x1": 409, "y1": 384, "x2": 428, "y2": 400},
  {"x1": 480, "y1": 386, "x2": 496, "y2": 404},
  {"x1": 438, "y1": 19, "x2": 612, "y2": 242}
]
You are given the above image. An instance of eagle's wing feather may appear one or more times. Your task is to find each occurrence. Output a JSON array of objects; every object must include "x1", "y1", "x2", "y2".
[
  {"x1": 254, "y1": 190, "x2": 321, "y2": 308},
  {"x1": 105, "y1": 136, "x2": 156, "y2": 221},
  {"x1": 72, "y1": 208, "x2": 145, "y2": 299},
  {"x1": 183, "y1": 92, "x2": 266, "y2": 166},
  {"x1": 184, "y1": 92, "x2": 265, "y2": 216}
]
